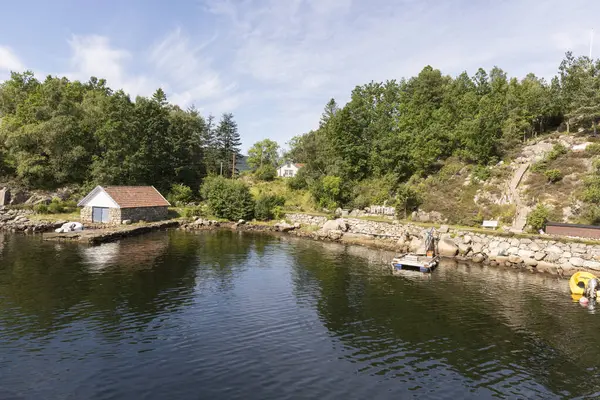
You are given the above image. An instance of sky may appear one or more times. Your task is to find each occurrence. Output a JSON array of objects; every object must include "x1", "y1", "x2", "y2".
[{"x1": 1, "y1": 0, "x2": 600, "y2": 152}]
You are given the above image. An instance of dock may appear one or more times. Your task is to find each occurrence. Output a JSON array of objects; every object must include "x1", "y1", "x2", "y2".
[{"x1": 42, "y1": 221, "x2": 180, "y2": 245}]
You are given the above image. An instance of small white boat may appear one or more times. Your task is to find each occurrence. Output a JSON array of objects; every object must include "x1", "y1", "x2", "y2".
[{"x1": 55, "y1": 222, "x2": 84, "y2": 233}]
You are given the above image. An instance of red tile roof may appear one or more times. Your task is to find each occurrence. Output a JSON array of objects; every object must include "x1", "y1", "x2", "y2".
[{"x1": 104, "y1": 186, "x2": 170, "y2": 208}]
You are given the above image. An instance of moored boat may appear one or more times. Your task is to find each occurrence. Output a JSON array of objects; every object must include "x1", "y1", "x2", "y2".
[{"x1": 391, "y1": 228, "x2": 439, "y2": 273}]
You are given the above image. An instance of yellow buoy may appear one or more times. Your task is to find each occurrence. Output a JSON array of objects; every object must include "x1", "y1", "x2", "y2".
[{"x1": 570, "y1": 271, "x2": 598, "y2": 295}]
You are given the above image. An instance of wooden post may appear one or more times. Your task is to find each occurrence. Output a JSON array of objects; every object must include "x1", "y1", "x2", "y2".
[{"x1": 232, "y1": 153, "x2": 236, "y2": 178}]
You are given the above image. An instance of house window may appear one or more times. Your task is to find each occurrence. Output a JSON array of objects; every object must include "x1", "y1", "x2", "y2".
[{"x1": 92, "y1": 207, "x2": 110, "y2": 223}]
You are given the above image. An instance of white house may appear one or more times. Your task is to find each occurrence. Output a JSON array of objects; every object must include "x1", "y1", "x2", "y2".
[{"x1": 277, "y1": 162, "x2": 304, "y2": 178}]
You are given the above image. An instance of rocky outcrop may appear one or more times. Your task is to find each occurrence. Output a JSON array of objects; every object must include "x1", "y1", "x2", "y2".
[
  {"x1": 0, "y1": 207, "x2": 63, "y2": 233},
  {"x1": 439, "y1": 238, "x2": 459, "y2": 257}
]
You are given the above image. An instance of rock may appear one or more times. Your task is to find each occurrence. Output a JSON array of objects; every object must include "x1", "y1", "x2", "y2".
[
  {"x1": 458, "y1": 243, "x2": 471, "y2": 255},
  {"x1": 0, "y1": 188, "x2": 10, "y2": 206},
  {"x1": 489, "y1": 240, "x2": 500, "y2": 249},
  {"x1": 583, "y1": 260, "x2": 600, "y2": 271},
  {"x1": 562, "y1": 252, "x2": 572, "y2": 259},
  {"x1": 498, "y1": 242, "x2": 510, "y2": 250},
  {"x1": 528, "y1": 242, "x2": 541, "y2": 252},
  {"x1": 8, "y1": 190, "x2": 30, "y2": 205},
  {"x1": 507, "y1": 247, "x2": 520, "y2": 255},
  {"x1": 275, "y1": 222, "x2": 295, "y2": 232},
  {"x1": 569, "y1": 257, "x2": 585, "y2": 267},
  {"x1": 438, "y1": 238, "x2": 459, "y2": 257},
  {"x1": 341, "y1": 210, "x2": 349, "y2": 217},
  {"x1": 510, "y1": 238, "x2": 520, "y2": 247},
  {"x1": 438, "y1": 225, "x2": 449, "y2": 233},
  {"x1": 293, "y1": 222, "x2": 301, "y2": 229},
  {"x1": 463, "y1": 235, "x2": 472, "y2": 244},
  {"x1": 122, "y1": 219, "x2": 132, "y2": 225},
  {"x1": 545, "y1": 252, "x2": 561, "y2": 262},
  {"x1": 472, "y1": 253, "x2": 485, "y2": 263},
  {"x1": 409, "y1": 237, "x2": 424, "y2": 253},
  {"x1": 471, "y1": 243, "x2": 483, "y2": 254},
  {"x1": 327, "y1": 230, "x2": 343, "y2": 240},
  {"x1": 520, "y1": 238, "x2": 533, "y2": 244},
  {"x1": 237, "y1": 219, "x2": 246, "y2": 225},
  {"x1": 523, "y1": 258, "x2": 538, "y2": 267},
  {"x1": 534, "y1": 252, "x2": 546, "y2": 261},
  {"x1": 546, "y1": 245, "x2": 562, "y2": 254},
  {"x1": 322, "y1": 218, "x2": 348, "y2": 234},
  {"x1": 508, "y1": 255, "x2": 523, "y2": 264},
  {"x1": 537, "y1": 261, "x2": 559, "y2": 275},
  {"x1": 517, "y1": 249, "x2": 534, "y2": 259}
]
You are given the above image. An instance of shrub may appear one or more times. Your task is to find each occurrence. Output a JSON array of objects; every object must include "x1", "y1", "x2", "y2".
[
  {"x1": 530, "y1": 160, "x2": 548, "y2": 173},
  {"x1": 472, "y1": 165, "x2": 491, "y2": 182},
  {"x1": 34, "y1": 204, "x2": 49, "y2": 214},
  {"x1": 350, "y1": 176, "x2": 395, "y2": 208},
  {"x1": 527, "y1": 204, "x2": 550, "y2": 232},
  {"x1": 254, "y1": 194, "x2": 285, "y2": 221},
  {"x1": 200, "y1": 176, "x2": 255, "y2": 221},
  {"x1": 587, "y1": 143, "x2": 600, "y2": 155},
  {"x1": 254, "y1": 166, "x2": 276, "y2": 181},
  {"x1": 309, "y1": 175, "x2": 342, "y2": 210},
  {"x1": 167, "y1": 184, "x2": 194, "y2": 205},
  {"x1": 593, "y1": 158, "x2": 600, "y2": 174},
  {"x1": 287, "y1": 168, "x2": 309, "y2": 190},
  {"x1": 181, "y1": 206, "x2": 205, "y2": 219},
  {"x1": 395, "y1": 185, "x2": 422, "y2": 219},
  {"x1": 580, "y1": 205, "x2": 600, "y2": 225},
  {"x1": 546, "y1": 143, "x2": 568, "y2": 161},
  {"x1": 583, "y1": 186, "x2": 600, "y2": 203},
  {"x1": 544, "y1": 169, "x2": 563, "y2": 183}
]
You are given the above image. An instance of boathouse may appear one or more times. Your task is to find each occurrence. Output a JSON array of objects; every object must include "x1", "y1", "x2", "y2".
[{"x1": 78, "y1": 186, "x2": 170, "y2": 224}]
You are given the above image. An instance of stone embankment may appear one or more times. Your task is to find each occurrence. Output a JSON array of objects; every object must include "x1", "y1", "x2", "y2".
[
  {"x1": 43, "y1": 220, "x2": 179, "y2": 245},
  {"x1": 283, "y1": 213, "x2": 600, "y2": 277},
  {"x1": 0, "y1": 207, "x2": 63, "y2": 233}
]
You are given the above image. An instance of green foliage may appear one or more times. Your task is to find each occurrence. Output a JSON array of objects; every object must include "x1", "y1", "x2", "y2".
[
  {"x1": 530, "y1": 160, "x2": 548, "y2": 173},
  {"x1": 287, "y1": 169, "x2": 310, "y2": 190},
  {"x1": 472, "y1": 165, "x2": 491, "y2": 182},
  {"x1": 254, "y1": 165, "x2": 277, "y2": 181},
  {"x1": 580, "y1": 204, "x2": 600, "y2": 225},
  {"x1": 395, "y1": 185, "x2": 422, "y2": 219},
  {"x1": 0, "y1": 72, "x2": 241, "y2": 191},
  {"x1": 527, "y1": 204, "x2": 550, "y2": 232},
  {"x1": 34, "y1": 198, "x2": 77, "y2": 214},
  {"x1": 546, "y1": 143, "x2": 568, "y2": 161},
  {"x1": 181, "y1": 206, "x2": 205, "y2": 219},
  {"x1": 351, "y1": 176, "x2": 395, "y2": 209},
  {"x1": 200, "y1": 176, "x2": 254, "y2": 221},
  {"x1": 544, "y1": 169, "x2": 563, "y2": 183},
  {"x1": 254, "y1": 195, "x2": 285, "y2": 221},
  {"x1": 593, "y1": 158, "x2": 600, "y2": 174},
  {"x1": 247, "y1": 139, "x2": 279, "y2": 170},
  {"x1": 310, "y1": 175, "x2": 342, "y2": 210},
  {"x1": 586, "y1": 143, "x2": 600, "y2": 155},
  {"x1": 167, "y1": 183, "x2": 194, "y2": 205}
]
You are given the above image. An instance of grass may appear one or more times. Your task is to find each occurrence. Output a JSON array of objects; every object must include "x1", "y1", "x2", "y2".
[
  {"x1": 27, "y1": 211, "x2": 80, "y2": 222},
  {"x1": 249, "y1": 179, "x2": 316, "y2": 212}
]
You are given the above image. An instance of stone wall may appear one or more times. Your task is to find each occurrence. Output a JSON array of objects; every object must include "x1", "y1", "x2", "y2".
[
  {"x1": 80, "y1": 206, "x2": 93, "y2": 223},
  {"x1": 284, "y1": 213, "x2": 600, "y2": 276},
  {"x1": 121, "y1": 206, "x2": 168, "y2": 223}
]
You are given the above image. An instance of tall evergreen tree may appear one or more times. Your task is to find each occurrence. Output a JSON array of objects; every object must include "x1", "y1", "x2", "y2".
[{"x1": 215, "y1": 113, "x2": 241, "y2": 177}]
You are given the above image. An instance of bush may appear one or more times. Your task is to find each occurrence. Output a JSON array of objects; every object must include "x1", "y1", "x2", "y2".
[
  {"x1": 350, "y1": 176, "x2": 395, "y2": 209},
  {"x1": 181, "y1": 206, "x2": 205, "y2": 219},
  {"x1": 287, "y1": 168, "x2": 309, "y2": 190},
  {"x1": 544, "y1": 169, "x2": 563, "y2": 183},
  {"x1": 546, "y1": 143, "x2": 567, "y2": 161},
  {"x1": 309, "y1": 175, "x2": 342, "y2": 210},
  {"x1": 34, "y1": 198, "x2": 77, "y2": 214},
  {"x1": 254, "y1": 194, "x2": 285, "y2": 221},
  {"x1": 527, "y1": 204, "x2": 550, "y2": 232},
  {"x1": 395, "y1": 185, "x2": 422, "y2": 219},
  {"x1": 587, "y1": 143, "x2": 600, "y2": 155},
  {"x1": 200, "y1": 176, "x2": 255, "y2": 221},
  {"x1": 472, "y1": 165, "x2": 491, "y2": 182},
  {"x1": 167, "y1": 184, "x2": 194, "y2": 205},
  {"x1": 254, "y1": 166, "x2": 276, "y2": 181},
  {"x1": 34, "y1": 204, "x2": 49, "y2": 214},
  {"x1": 530, "y1": 160, "x2": 548, "y2": 173}
]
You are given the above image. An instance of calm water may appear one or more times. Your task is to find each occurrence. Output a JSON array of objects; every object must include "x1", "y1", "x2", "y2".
[{"x1": 1, "y1": 231, "x2": 600, "y2": 399}]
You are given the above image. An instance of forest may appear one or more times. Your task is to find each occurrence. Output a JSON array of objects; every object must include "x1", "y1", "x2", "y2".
[
  {"x1": 285, "y1": 52, "x2": 600, "y2": 210},
  {"x1": 0, "y1": 73, "x2": 242, "y2": 193},
  {"x1": 1, "y1": 52, "x2": 600, "y2": 215}
]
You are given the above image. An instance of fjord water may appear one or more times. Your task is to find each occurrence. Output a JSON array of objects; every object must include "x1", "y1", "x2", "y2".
[{"x1": 1, "y1": 231, "x2": 600, "y2": 399}]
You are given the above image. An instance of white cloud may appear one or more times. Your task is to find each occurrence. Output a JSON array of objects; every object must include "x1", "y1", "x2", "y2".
[
  {"x1": 149, "y1": 28, "x2": 238, "y2": 110},
  {"x1": 0, "y1": 46, "x2": 24, "y2": 78},
  {"x1": 66, "y1": 35, "x2": 154, "y2": 97}
]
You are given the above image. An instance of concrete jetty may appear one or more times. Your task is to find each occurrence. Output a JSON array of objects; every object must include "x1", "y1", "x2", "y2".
[{"x1": 43, "y1": 221, "x2": 179, "y2": 245}]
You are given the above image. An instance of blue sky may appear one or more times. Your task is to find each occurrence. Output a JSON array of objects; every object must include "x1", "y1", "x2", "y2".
[{"x1": 1, "y1": 0, "x2": 599, "y2": 152}]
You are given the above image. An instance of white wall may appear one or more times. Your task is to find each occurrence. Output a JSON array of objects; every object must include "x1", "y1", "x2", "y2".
[
  {"x1": 84, "y1": 190, "x2": 118, "y2": 208},
  {"x1": 277, "y1": 164, "x2": 299, "y2": 178}
]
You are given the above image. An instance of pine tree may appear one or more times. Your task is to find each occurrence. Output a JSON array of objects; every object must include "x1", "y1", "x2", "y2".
[{"x1": 215, "y1": 113, "x2": 241, "y2": 177}]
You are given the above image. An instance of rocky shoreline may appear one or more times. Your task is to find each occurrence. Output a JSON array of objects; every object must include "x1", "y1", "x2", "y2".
[
  {"x1": 180, "y1": 214, "x2": 600, "y2": 278},
  {"x1": 0, "y1": 207, "x2": 64, "y2": 233}
]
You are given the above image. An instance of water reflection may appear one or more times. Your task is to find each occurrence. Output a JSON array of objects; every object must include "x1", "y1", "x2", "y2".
[{"x1": 0, "y1": 231, "x2": 599, "y2": 399}]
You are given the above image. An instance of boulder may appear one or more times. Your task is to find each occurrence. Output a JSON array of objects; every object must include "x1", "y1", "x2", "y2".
[
  {"x1": 498, "y1": 242, "x2": 510, "y2": 250},
  {"x1": 409, "y1": 237, "x2": 424, "y2": 253},
  {"x1": 508, "y1": 255, "x2": 523, "y2": 264},
  {"x1": 517, "y1": 249, "x2": 534, "y2": 259},
  {"x1": 237, "y1": 219, "x2": 246, "y2": 225},
  {"x1": 458, "y1": 243, "x2": 471, "y2": 255},
  {"x1": 537, "y1": 261, "x2": 559, "y2": 275},
  {"x1": 534, "y1": 252, "x2": 546, "y2": 261},
  {"x1": 9, "y1": 190, "x2": 30, "y2": 205},
  {"x1": 472, "y1": 253, "x2": 485, "y2": 263},
  {"x1": 438, "y1": 238, "x2": 459, "y2": 257},
  {"x1": 327, "y1": 230, "x2": 343, "y2": 240},
  {"x1": 0, "y1": 188, "x2": 10, "y2": 206},
  {"x1": 569, "y1": 257, "x2": 585, "y2": 267},
  {"x1": 523, "y1": 258, "x2": 538, "y2": 267},
  {"x1": 528, "y1": 242, "x2": 541, "y2": 252},
  {"x1": 545, "y1": 252, "x2": 561, "y2": 263},
  {"x1": 275, "y1": 222, "x2": 295, "y2": 232},
  {"x1": 507, "y1": 247, "x2": 520, "y2": 255},
  {"x1": 122, "y1": 219, "x2": 132, "y2": 225},
  {"x1": 463, "y1": 235, "x2": 472, "y2": 244},
  {"x1": 438, "y1": 225, "x2": 449, "y2": 233},
  {"x1": 322, "y1": 218, "x2": 348, "y2": 234},
  {"x1": 583, "y1": 260, "x2": 600, "y2": 271},
  {"x1": 471, "y1": 243, "x2": 483, "y2": 254}
]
